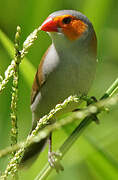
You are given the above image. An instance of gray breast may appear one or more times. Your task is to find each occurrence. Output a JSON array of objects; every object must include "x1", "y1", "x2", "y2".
[{"x1": 31, "y1": 40, "x2": 96, "y2": 119}]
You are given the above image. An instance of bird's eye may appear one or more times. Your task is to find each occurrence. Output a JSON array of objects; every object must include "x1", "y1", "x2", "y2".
[{"x1": 62, "y1": 17, "x2": 72, "y2": 24}]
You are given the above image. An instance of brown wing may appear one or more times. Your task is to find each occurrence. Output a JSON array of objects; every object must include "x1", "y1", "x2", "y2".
[{"x1": 31, "y1": 46, "x2": 50, "y2": 104}]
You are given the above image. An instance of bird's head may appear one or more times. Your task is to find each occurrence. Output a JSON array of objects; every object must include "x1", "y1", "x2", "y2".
[{"x1": 40, "y1": 10, "x2": 96, "y2": 42}]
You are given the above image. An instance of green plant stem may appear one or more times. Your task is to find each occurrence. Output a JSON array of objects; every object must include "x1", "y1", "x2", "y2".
[
  {"x1": 0, "y1": 143, "x2": 22, "y2": 158},
  {"x1": 35, "y1": 78, "x2": 118, "y2": 180},
  {"x1": 101, "y1": 78, "x2": 118, "y2": 99},
  {"x1": 10, "y1": 65, "x2": 19, "y2": 149},
  {"x1": 0, "y1": 60, "x2": 15, "y2": 93},
  {"x1": 0, "y1": 26, "x2": 40, "y2": 180},
  {"x1": 0, "y1": 93, "x2": 118, "y2": 160},
  {"x1": 60, "y1": 116, "x2": 92, "y2": 156},
  {"x1": 0, "y1": 27, "x2": 40, "y2": 94},
  {"x1": 0, "y1": 96, "x2": 79, "y2": 179},
  {"x1": 0, "y1": 93, "x2": 118, "y2": 179},
  {"x1": 10, "y1": 26, "x2": 21, "y2": 154},
  {"x1": 35, "y1": 116, "x2": 92, "y2": 180},
  {"x1": 10, "y1": 26, "x2": 22, "y2": 180}
]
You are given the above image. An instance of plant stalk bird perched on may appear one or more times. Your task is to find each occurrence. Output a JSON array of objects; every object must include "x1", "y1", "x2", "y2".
[{"x1": 20, "y1": 10, "x2": 97, "y2": 170}]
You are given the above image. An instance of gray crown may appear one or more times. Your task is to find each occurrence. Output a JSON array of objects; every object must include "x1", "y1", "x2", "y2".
[{"x1": 49, "y1": 10, "x2": 92, "y2": 28}]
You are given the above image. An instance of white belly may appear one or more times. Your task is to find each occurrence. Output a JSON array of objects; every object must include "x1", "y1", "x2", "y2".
[{"x1": 31, "y1": 43, "x2": 96, "y2": 120}]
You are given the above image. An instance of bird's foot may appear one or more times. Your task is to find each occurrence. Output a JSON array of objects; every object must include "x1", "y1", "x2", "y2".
[
  {"x1": 87, "y1": 96, "x2": 100, "y2": 124},
  {"x1": 48, "y1": 151, "x2": 64, "y2": 173},
  {"x1": 86, "y1": 96, "x2": 98, "y2": 106},
  {"x1": 91, "y1": 114, "x2": 100, "y2": 124}
]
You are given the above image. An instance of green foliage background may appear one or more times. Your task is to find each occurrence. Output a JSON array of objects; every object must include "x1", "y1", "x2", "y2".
[{"x1": 0, "y1": 0, "x2": 118, "y2": 179}]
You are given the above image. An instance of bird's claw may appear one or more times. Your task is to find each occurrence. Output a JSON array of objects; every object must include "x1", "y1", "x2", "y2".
[
  {"x1": 87, "y1": 96, "x2": 100, "y2": 124},
  {"x1": 91, "y1": 114, "x2": 100, "y2": 124},
  {"x1": 86, "y1": 96, "x2": 97, "y2": 106},
  {"x1": 48, "y1": 151, "x2": 64, "y2": 173}
]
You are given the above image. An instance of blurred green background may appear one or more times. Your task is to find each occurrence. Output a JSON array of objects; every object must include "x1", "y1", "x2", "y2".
[{"x1": 0, "y1": 0, "x2": 118, "y2": 179}]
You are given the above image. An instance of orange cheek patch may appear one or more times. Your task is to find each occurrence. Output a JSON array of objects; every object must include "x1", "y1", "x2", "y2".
[
  {"x1": 53, "y1": 15, "x2": 87, "y2": 41},
  {"x1": 62, "y1": 20, "x2": 87, "y2": 41}
]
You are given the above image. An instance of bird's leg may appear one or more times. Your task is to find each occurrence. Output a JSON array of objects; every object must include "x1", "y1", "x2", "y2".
[
  {"x1": 48, "y1": 133, "x2": 64, "y2": 172},
  {"x1": 48, "y1": 133, "x2": 52, "y2": 155}
]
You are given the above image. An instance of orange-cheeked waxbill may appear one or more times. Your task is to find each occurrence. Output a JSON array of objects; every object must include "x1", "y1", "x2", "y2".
[{"x1": 21, "y1": 10, "x2": 97, "y2": 167}]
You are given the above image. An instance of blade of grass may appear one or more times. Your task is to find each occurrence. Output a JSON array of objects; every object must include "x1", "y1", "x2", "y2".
[
  {"x1": 82, "y1": 137, "x2": 118, "y2": 180},
  {"x1": 86, "y1": 136, "x2": 118, "y2": 170}
]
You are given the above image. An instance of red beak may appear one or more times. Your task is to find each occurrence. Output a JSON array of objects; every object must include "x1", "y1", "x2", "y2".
[{"x1": 40, "y1": 17, "x2": 58, "y2": 32}]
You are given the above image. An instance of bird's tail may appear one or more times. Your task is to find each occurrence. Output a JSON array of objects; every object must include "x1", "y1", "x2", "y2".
[
  {"x1": 20, "y1": 138, "x2": 47, "y2": 168},
  {"x1": 20, "y1": 115, "x2": 47, "y2": 168}
]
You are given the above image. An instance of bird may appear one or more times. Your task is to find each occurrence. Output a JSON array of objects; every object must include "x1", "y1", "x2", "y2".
[{"x1": 21, "y1": 10, "x2": 97, "y2": 169}]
